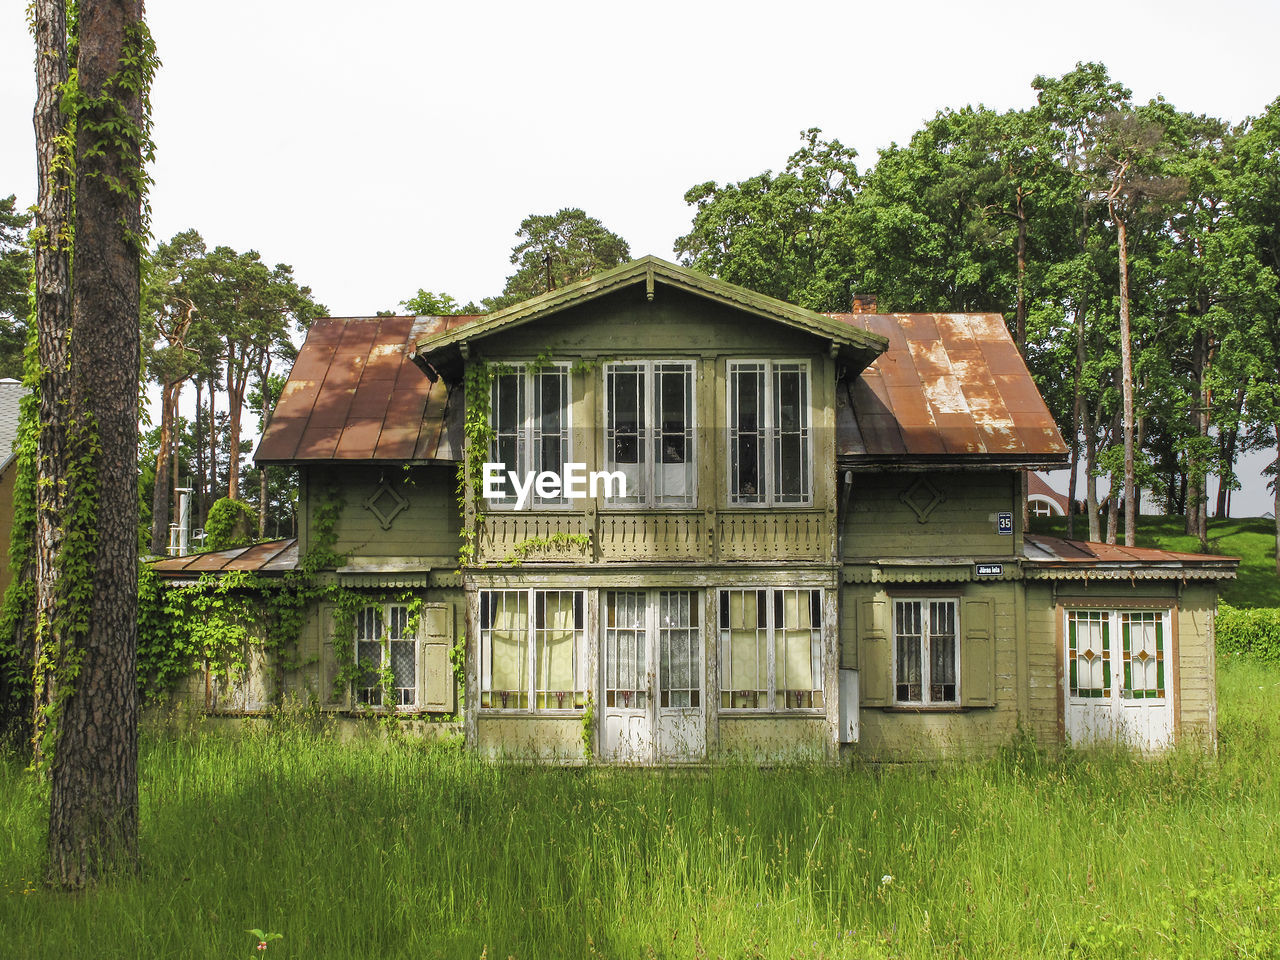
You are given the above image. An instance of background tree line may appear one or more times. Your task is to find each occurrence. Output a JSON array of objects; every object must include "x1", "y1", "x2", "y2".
[{"x1": 2, "y1": 62, "x2": 1276, "y2": 562}]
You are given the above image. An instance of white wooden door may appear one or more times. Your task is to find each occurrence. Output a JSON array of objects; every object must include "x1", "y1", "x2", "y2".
[
  {"x1": 602, "y1": 591, "x2": 653, "y2": 763},
  {"x1": 1065, "y1": 609, "x2": 1173, "y2": 751},
  {"x1": 602, "y1": 590, "x2": 704, "y2": 763}
]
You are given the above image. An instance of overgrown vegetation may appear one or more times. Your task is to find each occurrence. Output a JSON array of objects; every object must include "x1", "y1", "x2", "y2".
[
  {"x1": 1218, "y1": 604, "x2": 1280, "y2": 664},
  {"x1": 0, "y1": 659, "x2": 1276, "y2": 959}
]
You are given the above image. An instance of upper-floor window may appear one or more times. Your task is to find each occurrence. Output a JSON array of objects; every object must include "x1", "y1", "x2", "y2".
[
  {"x1": 727, "y1": 360, "x2": 811, "y2": 506},
  {"x1": 604, "y1": 361, "x2": 695, "y2": 507},
  {"x1": 489, "y1": 363, "x2": 571, "y2": 508}
]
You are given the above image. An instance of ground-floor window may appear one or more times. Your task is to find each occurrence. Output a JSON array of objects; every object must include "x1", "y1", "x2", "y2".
[
  {"x1": 355, "y1": 603, "x2": 417, "y2": 707},
  {"x1": 718, "y1": 587, "x2": 823, "y2": 710},
  {"x1": 1067, "y1": 608, "x2": 1166, "y2": 700},
  {"x1": 479, "y1": 589, "x2": 586, "y2": 710},
  {"x1": 603, "y1": 590, "x2": 700, "y2": 709},
  {"x1": 893, "y1": 598, "x2": 958, "y2": 704}
]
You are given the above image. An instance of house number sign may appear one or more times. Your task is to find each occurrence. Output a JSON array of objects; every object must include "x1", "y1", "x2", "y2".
[{"x1": 997, "y1": 512, "x2": 1013, "y2": 535}]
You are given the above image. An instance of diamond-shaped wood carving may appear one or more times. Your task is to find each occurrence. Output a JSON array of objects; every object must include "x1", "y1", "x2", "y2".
[
  {"x1": 364, "y1": 480, "x2": 409, "y2": 531},
  {"x1": 899, "y1": 476, "x2": 945, "y2": 524}
]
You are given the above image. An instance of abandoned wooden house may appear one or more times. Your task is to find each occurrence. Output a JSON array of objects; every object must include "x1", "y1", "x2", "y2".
[{"x1": 153, "y1": 256, "x2": 1238, "y2": 761}]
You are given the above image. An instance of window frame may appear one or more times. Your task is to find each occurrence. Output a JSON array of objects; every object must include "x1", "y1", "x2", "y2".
[
  {"x1": 726, "y1": 359, "x2": 813, "y2": 507},
  {"x1": 602, "y1": 360, "x2": 697, "y2": 508},
  {"x1": 892, "y1": 597, "x2": 960, "y2": 707},
  {"x1": 478, "y1": 588, "x2": 588, "y2": 713},
  {"x1": 487, "y1": 361, "x2": 573, "y2": 510},
  {"x1": 353, "y1": 601, "x2": 420, "y2": 711},
  {"x1": 717, "y1": 587, "x2": 825, "y2": 713},
  {"x1": 1066, "y1": 607, "x2": 1169, "y2": 702},
  {"x1": 602, "y1": 588, "x2": 702, "y2": 711}
]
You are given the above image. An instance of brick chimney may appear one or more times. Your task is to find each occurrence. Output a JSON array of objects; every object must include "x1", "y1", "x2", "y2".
[{"x1": 851, "y1": 293, "x2": 878, "y2": 314}]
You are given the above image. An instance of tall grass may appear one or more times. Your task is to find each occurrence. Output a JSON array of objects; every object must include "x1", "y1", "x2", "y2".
[{"x1": 2, "y1": 660, "x2": 1279, "y2": 959}]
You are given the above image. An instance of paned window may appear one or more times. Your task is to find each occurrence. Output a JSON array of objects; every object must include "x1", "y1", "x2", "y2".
[
  {"x1": 604, "y1": 361, "x2": 695, "y2": 506},
  {"x1": 603, "y1": 590, "x2": 700, "y2": 708},
  {"x1": 718, "y1": 588, "x2": 823, "y2": 710},
  {"x1": 894, "y1": 598, "x2": 958, "y2": 704},
  {"x1": 489, "y1": 363, "x2": 571, "y2": 507},
  {"x1": 355, "y1": 604, "x2": 417, "y2": 707},
  {"x1": 479, "y1": 589, "x2": 586, "y2": 710},
  {"x1": 727, "y1": 361, "x2": 811, "y2": 505},
  {"x1": 1067, "y1": 609, "x2": 1166, "y2": 700},
  {"x1": 1067, "y1": 609, "x2": 1110, "y2": 698}
]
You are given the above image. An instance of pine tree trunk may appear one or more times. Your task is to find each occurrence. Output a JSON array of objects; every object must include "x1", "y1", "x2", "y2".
[
  {"x1": 1215, "y1": 388, "x2": 1245, "y2": 518},
  {"x1": 1014, "y1": 189, "x2": 1027, "y2": 355},
  {"x1": 208, "y1": 382, "x2": 217, "y2": 503},
  {"x1": 47, "y1": 0, "x2": 145, "y2": 888},
  {"x1": 1086, "y1": 403, "x2": 1101, "y2": 542},
  {"x1": 1066, "y1": 296, "x2": 1089, "y2": 541},
  {"x1": 1115, "y1": 216, "x2": 1137, "y2": 547},
  {"x1": 31, "y1": 0, "x2": 73, "y2": 764}
]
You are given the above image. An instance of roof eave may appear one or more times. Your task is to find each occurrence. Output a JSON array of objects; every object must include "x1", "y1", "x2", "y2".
[
  {"x1": 840, "y1": 453, "x2": 1071, "y2": 471},
  {"x1": 411, "y1": 256, "x2": 889, "y2": 376}
]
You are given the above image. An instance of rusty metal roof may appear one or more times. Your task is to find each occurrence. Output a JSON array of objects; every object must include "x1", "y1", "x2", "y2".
[
  {"x1": 254, "y1": 316, "x2": 472, "y2": 465},
  {"x1": 832, "y1": 312, "x2": 1068, "y2": 467},
  {"x1": 150, "y1": 539, "x2": 299, "y2": 579},
  {"x1": 1023, "y1": 534, "x2": 1238, "y2": 580},
  {"x1": 257, "y1": 304, "x2": 1067, "y2": 467}
]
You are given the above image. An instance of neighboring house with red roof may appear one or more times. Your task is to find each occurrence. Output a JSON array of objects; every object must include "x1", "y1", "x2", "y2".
[
  {"x1": 156, "y1": 257, "x2": 1236, "y2": 758},
  {"x1": 1028, "y1": 472, "x2": 1070, "y2": 517}
]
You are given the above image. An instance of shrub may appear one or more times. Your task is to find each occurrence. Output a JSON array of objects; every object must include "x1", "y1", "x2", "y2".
[
  {"x1": 204, "y1": 497, "x2": 256, "y2": 551},
  {"x1": 1217, "y1": 603, "x2": 1280, "y2": 664}
]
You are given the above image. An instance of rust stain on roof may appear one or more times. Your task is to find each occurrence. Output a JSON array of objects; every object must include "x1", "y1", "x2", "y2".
[
  {"x1": 832, "y1": 312, "x2": 1068, "y2": 465},
  {"x1": 150, "y1": 539, "x2": 299, "y2": 578},
  {"x1": 1023, "y1": 534, "x2": 1238, "y2": 568},
  {"x1": 261, "y1": 308, "x2": 1065, "y2": 467},
  {"x1": 255, "y1": 315, "x2": 477, "y2": 464}
]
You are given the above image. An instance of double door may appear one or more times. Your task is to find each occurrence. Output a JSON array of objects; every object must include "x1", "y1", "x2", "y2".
[
  {"x1": 1064, "y1": 608, "x2": 1173, "y2": 750},
  {"x1": 601, "y1": 590, "x2": 705, "y2": 763}
]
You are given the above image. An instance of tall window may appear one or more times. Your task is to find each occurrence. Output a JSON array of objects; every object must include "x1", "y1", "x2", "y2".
[
  {"x1": 603, "y1": 590, "x2": 700, "y2": 709},
  {"x1": 479, "y1": 589, "x2": 586, "y2": 711},
  {"x1": 489, "y1": 363, "x2": 571, "y2": 507},
  {"x1": 894, "y1": 598, "x2": 958, "y2": 704},
  {"x1": 718, "y1": 588, "x2": 823, "y2": 710},
  {"x1": 355, "y1": 603, "x2": 417, "y2": 708},
  {"x1": 604, "y1": 361, "x2": 695, "y2": 506},
  {"x1": 727, "y1": 360, "x2": 811, "y2": 505}
]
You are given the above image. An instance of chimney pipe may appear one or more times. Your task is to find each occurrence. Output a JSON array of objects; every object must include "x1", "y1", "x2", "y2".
[{"x1": 851, "y1": 293, "x2": 877, "y2": 314}]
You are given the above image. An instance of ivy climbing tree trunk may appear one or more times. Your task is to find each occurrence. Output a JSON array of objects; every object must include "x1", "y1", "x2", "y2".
[
  {"x1": 30, "y1": 0, "x2": 74, "y2": 765},
  {"x1": 46, "y1": 0, "x2": 153, "y2": 888}
]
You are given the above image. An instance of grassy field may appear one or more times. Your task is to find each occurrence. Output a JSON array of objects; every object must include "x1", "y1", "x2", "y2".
[
  {"x1": 1, "y1": 657, "x2": 1277, "y2": 959},
  {"x1": 1029, "y1": 515, "x2": 1280, "y2": 608}
]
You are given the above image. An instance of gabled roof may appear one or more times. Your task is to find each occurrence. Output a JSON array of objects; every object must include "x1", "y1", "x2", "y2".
[
  {"x1": 833, "y1": 312, "x2": 1068, "y2": 467},
  {"x1": 255, "y1": 316, "x2": 463, "y2": 465},
  {"x1": 254, "y1": 264, "x2": 1066, "y2": 468},
  {"x1": 411, "y1": 256, "x2": 889, "y2": 383}
]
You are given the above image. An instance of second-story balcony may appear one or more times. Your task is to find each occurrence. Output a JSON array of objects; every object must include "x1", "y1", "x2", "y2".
[{"x1": 475, "y1": 508, "x2": 833, "y2": 566}]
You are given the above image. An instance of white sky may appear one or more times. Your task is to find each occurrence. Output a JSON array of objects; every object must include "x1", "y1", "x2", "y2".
[{"x1": 1, "y1": 0, "x2": 1277, "y2": 514}]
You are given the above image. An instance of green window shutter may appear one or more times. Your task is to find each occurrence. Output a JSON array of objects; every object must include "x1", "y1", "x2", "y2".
[
  {"x1": 961, "y1": 598, "x2": 994, "y2": 707},
  {"x1": 420, "y1": 603, "x2": 456, "y2": 712},
  {"x1": 858, "y1": 597, "x2": 891, "y2": 706}
]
